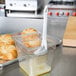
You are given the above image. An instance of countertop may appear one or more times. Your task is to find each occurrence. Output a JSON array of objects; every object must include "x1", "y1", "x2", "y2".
[
  {"x1": 0, "y1": 17, "x2": 75, "y2": 76},
  {"x1": 0, "y1": 45, "x2": 76, "y2": 76}
]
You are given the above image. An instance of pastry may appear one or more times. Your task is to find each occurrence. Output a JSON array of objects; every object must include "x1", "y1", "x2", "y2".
[
  {"x1": 23, "y1": 38, "x2": 41, "y2": 48},
  {"x1": 21, "y1": 28, "x2": 38, "y2": 35},
  {"x1": 21, "y1": 28, "x2": 41, "y2": 48},
  {"x1": 0, "y1": 45, "x2": 18, "y2": 60},
  {"x1": 0, "y1": 60, "x2": 7, "y2": 64},
  {"x1": 21, "y1": 28, "x2": 39, "y2": 41},
  {"x1": 0, "y1": 34, "x2": 15, "y2": 46}
]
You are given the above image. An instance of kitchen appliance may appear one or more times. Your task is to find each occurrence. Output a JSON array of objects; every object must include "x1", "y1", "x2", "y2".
[
  {"x1": 47, "y1": 0, "x2": 76, "y2": 45},
  {"x1": 5, "y1": 0, "x2": 43, "y2": 17},
  {"x1": 48, "y1": 0, "x2": 76, "y2": 17}
]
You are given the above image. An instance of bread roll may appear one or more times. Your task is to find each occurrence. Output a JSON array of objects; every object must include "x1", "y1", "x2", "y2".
[
  {"x1": 0, "y1": 34, "x2": 15, "y2": 46},
  {"x1": 0, "y1": 45, "x2": 18, "y2": 60},
  {"x1": 21, "y1": 28, "x2": 41, "y2": 48},
  {"x1": 21, "y1": 28, "x2": 38, "y2": 35},
  {"x1": 0, "y1": 60, "x2": 7, "y2": 64},
  {"x1": 21, "y1": 28, "x2": 39, "y2": 41},
  {"x1": 24, "y1": 38, "x2": 41, "y2": 48}
]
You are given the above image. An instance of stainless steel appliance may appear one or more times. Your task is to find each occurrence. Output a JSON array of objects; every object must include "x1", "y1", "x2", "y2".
[
  {"x1": 5, "y1": 0, "x2": 43, "y2": 17},
  {"x1": 47, "y1": 0, "x2": 76, "y2": 45},
  {"x1": 48, "y1": 0, "x2": 76, "y2": 17}
]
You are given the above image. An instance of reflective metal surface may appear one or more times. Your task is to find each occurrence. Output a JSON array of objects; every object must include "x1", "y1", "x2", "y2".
[
  {"x1": 0, "y1": 46, "x2": 76, "y2": 76},
  {"x1": 0, "y1": 17, "x2": 76, "y2": 76}
]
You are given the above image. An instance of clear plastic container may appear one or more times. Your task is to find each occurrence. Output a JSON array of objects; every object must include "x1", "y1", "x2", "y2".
[
  {"x1": 13, "y1": 33, "x2": 56, "y2": 76},
  {"x1": 47, "y1": 17, "x2": 68, "y2": 45},
  {"x1": 19, "y1": 53, "x2": 52, "y2": 76}
]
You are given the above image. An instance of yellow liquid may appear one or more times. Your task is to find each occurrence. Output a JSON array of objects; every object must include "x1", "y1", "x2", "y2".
[{"x1": 19, "y1": 57, "x2": 51, "y2": 76}]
